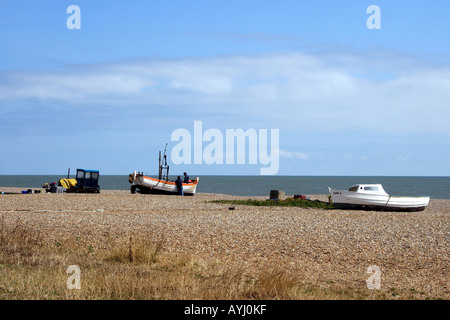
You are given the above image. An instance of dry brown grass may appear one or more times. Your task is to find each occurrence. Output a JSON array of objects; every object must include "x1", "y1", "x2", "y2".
[{"x1": 0, "y1": 217, "x2": 377, "y2": 300}]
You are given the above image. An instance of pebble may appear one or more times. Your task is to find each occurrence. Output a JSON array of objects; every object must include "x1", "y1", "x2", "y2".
[{"x1": 0, "y1": 188, "x2": 448, "y2": 298}]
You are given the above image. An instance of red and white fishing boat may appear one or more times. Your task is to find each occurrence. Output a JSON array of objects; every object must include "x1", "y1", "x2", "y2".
[
  {"x1": 129, "y1": 172, "x2": 199, "y2": 195},
  {"x1": 128, "y1": 144, "x2": 199, "y2": 195}
]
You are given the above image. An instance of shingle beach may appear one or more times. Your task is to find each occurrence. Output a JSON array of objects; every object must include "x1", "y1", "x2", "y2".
[{"x1": 0, "y1": 188, "x2": 448, "y2": 299}]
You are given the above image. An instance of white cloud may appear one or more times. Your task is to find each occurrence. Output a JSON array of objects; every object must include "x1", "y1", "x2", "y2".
[
  {"x1": 1, "y1": 50, "x2": 449, "y2": 135},
  {"x1": 395, "y1": 155, "x2": 410, "y2": 162},
  {"x1": 279, "y1": 149, "x2": 310, "y2": 160},
  {"x1": 295, "y1": 152, "x2": 310, "y2": 160}
]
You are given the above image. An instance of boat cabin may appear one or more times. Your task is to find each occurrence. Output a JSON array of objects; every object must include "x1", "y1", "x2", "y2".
[{"x1": 347, "y1": 184, "x2": 388, "y2": 195}]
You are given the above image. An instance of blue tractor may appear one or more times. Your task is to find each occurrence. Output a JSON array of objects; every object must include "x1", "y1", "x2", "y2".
[{"x1": 71, "y1": 169, "x2": 101, "y2": 193}]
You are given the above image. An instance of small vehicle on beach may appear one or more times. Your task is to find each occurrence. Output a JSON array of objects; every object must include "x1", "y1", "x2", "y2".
[
  {"x1": 328, "y1": 184, "x2": 429, "y2": 212},
  {"x1": 43, "y1": 168, "x2": 100, "y2": 193}
]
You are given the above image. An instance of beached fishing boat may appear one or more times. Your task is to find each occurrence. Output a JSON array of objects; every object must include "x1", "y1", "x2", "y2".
[
  {"x1": 129, "y1": 172, "x2": 199, "y2": 195},
  {"x1": 328, "y1": 184, "x2": 429, "y2": 212},
  {"x1": 128, "y1": 144, "x2": 199, "y2": 195}
]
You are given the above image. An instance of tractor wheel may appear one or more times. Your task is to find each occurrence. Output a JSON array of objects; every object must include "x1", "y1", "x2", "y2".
[{"x1": 131, "y1": 185, "x2": 136, "y2": 194}]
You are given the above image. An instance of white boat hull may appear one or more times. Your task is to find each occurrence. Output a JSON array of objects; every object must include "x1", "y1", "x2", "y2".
[
  {"x1": 328, "y1": 187, "x2": 429, "y2": 212},
  {"x1": 130, "y1": 173, "x2": 199, "y2": 195}
]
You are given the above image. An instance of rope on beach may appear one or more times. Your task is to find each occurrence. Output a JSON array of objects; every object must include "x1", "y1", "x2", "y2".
[
  {"x1": 384, "y1": 195, "x2": 392, "y2": 208},
  {"x1": 0, "y1": 209, "x2": 104, "y2": 213}
]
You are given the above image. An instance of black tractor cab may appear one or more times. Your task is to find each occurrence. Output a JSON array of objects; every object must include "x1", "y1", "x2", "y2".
[{"x1": 73, "y1": 169, "x2": 100, "y2": 193}]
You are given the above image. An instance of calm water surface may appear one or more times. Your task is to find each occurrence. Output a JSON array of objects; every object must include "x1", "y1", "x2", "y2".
[{"x1": 1, "y1": 175, "x2": 448, "y2": 199}]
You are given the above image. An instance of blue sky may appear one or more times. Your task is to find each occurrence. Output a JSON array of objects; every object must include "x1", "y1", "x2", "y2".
[{"x1": 0, "y1": 0, "x2": 449, "y2": 175}]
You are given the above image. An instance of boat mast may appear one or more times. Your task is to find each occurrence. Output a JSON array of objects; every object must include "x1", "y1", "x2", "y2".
[
  {"x1": 158, "y1": 150, "x2": 162, "y2": 180},
  {"x1": 159, "y1": 143, "x2": 169, "y2": 181}
]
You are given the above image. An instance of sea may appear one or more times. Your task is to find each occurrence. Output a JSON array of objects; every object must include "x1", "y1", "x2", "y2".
[{"x1": 0, "y1": 175, "x2": 449, "y2": 199}]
